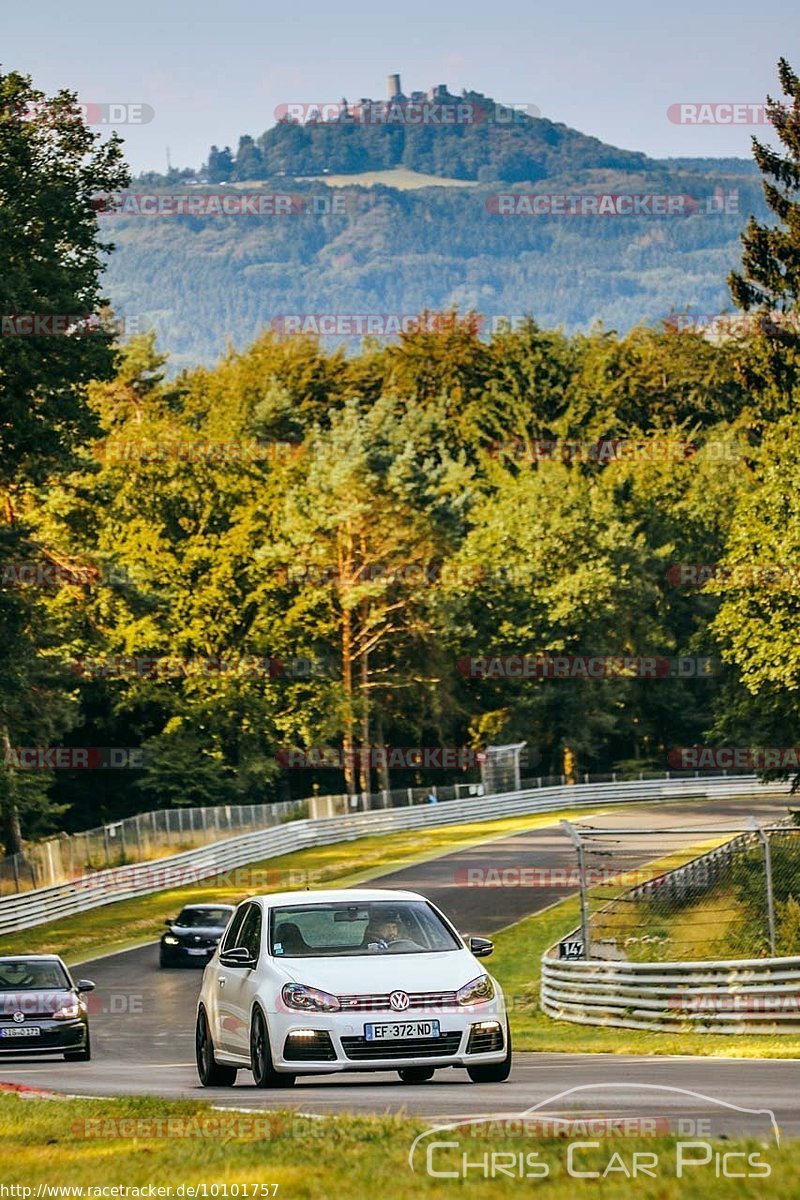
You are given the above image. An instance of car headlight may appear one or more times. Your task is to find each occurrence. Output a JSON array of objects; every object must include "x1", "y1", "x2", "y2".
[
  {"x1": 53, "y1": 1001, "x2": 81, "y2": 1021},
  {"x1": 164, "y1": 936, "x2": 179, "y2": 945},
  {"x1": 281, "y1": 984, "x2": 341, "y2": 1013},
  {"x1": 456, "y1": 975, "x2": 495, "y2": 1006}
]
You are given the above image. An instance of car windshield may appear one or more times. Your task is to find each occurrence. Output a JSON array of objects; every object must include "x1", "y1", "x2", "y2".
[
  {"x1": 269, "y1": 900, "x2": 461, "y2": 957},
  {"x1": 176, "y1": 908, "x2": 232, "y2": 928},
  {"x1": 0, "y1": 960, "x2": 71, "y2": 990}
]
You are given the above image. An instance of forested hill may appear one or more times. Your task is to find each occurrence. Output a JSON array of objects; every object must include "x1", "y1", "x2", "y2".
[
  {"x1": 200, "y1": 94, "x2": 650, "y2": 184},
  {"x1": 109, "y1": 83, "x2": 770, "y2": 369}
]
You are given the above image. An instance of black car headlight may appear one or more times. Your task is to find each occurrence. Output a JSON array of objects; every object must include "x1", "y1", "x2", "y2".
[{"x1": 53, "y1": 1000, "x2": 82, "y2": 1021}]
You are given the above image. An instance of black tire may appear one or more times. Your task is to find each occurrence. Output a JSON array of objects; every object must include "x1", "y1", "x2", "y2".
[
  {"x1": 196, "y1": 1008, "x2": 237, "y2": 1087},
  {"x1": 466, "y1": 1021, "x2": 512, "y2": 1083},
  {"x1": 250, "y1": 1008, "x2": 295, "y2": 1089},
  {"x1": 398, "y1": 1067, "x2": 435, "y2": 1083},
  {"x1": 64, "y1": 1031, "x2": 91, "y2": 1062},
  {"x1": 159, "y1": 947, "x2": 172, "y2": 968}
]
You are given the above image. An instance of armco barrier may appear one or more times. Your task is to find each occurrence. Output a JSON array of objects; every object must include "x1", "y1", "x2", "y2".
[
  {"x1": 541, "y1": 814, "x2": 800, "y2": 1035},
  {"x1": 0, "y1": 774, "x2": 790, "y2": 937},
  {"x1": 540, "y1": 954, "x2": 800, "y2": 1034}
]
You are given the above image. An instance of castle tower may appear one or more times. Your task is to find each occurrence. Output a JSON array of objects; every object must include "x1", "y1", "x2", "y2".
[{"x1": 387, "y1": 74, "x2": 402, "y2": 100}]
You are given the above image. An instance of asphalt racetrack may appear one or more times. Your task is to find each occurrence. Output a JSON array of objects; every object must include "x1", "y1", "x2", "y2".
[{"x1": 1, "y1": 794, "x2": 797, "y2": 1136}]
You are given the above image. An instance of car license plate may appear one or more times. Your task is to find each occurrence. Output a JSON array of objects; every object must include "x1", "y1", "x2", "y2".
[
  {"x1": 364, "y1": 1020, "x2": 440, "y2": 1041},
  {"x1": 0, "y1": 1027, "x2": 41, "y2": 1038},
  {"x1": 187, "y1": 948, "x2": 209, "y2": 956}
]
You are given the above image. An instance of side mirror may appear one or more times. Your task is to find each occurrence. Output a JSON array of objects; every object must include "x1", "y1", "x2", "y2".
[
  {"x1": 76, "y1": 980, "x2": 96, "y2": 993},
  {"x1": 219, "y1": 947, "x2": 255, "y2": 968},
  {"x1": 164, "y1": 919, "x2": 174, "y2": 927},
  {"x1": 469, "y1": 936, "x2": 494, "y2": 959}
]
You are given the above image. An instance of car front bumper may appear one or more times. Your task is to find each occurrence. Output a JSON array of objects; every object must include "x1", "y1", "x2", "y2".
[
  {"x1": 162, "y1": 942, "x2": 219, "y2": 965},
  {"x1": 0, "y1": 1019, "x2": 88, "y2": 1055},
  {"x1": 267, "y1": 1003, "x2": 508, "y2": 1073}
]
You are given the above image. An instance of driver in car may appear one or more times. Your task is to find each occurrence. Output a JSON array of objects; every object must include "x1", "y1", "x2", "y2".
[{"x1": 365, "y1": 912, "x2": 422, "y2": 952}]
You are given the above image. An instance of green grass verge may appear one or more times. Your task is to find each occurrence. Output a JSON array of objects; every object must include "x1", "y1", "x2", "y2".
[
  {"x1": 0, "y1": 806, "x2": 611, "y2": 964},
  {"x1": 491, "y1": 896, "x2": 800, "y2": 1057},
  {"x1": 0, "y1": 1094, "x2": 791, "y2": 1196}
]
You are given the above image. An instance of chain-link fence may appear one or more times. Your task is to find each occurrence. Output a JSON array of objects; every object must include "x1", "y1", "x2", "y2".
[
  {"x1": 561, "y1": 818, "x2": 800, "y2": 962},
  {"x1": 0, "y1": 800, "x2": 309, "y2": 896},
  {"x1": 0, "y1": 763, "x2": 771, "y2": 897}
]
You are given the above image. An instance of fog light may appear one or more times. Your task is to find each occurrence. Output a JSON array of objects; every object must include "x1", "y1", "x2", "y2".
[
  {"x1": 288, "y1": 1029, "x2": 319, "y2": 1039},
  {"x1": 473, "y1": 1020, "x2": 501, "y2": 1031}
]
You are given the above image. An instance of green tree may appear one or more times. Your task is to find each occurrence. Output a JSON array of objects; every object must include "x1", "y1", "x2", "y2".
[
  {"x1": 728, "y1": 58, "x2": 800, "y2": 419},
  {"x1": 0, "y1": 70, "x2": 128, "y2": 852}
]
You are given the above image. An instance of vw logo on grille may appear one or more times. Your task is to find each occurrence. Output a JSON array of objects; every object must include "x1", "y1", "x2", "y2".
[
  {"x1": 389, "y1": 990, "x2": 409, "y2": 1012},
  {"x1": 12, "y1": 1012, "x2": 25, "y2": 1023}
]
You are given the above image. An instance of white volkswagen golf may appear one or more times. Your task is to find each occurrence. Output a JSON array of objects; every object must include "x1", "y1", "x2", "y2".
[{"x1": 195, "y1": 888, "x2": 511, "y2": 1088}]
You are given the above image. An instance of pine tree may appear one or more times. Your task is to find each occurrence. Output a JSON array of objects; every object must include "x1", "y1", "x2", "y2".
[{"x1": 728, "y1": 58, "x2": 800, "y2": 416}]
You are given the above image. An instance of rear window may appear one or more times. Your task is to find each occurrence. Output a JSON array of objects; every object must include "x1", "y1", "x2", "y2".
[
  {"x1": 269, "y1": 900, "x2": 460, "y2": 958},
  {"x1": 0, "y1": 960, "x2": 71, "y2": 990}
]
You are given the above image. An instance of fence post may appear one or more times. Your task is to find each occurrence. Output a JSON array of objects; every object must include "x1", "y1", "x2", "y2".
[
  {"x1": 561, "y1": 820, "x2": 591, "y2": 959},
  {"x1": 752, "y1": 818, "x2": 777, "y2": 956}
]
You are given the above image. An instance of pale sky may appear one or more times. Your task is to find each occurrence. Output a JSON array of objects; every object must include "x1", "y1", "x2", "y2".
[{"x1": 4, "y1": 0, "x2": 797, "y2": 174}]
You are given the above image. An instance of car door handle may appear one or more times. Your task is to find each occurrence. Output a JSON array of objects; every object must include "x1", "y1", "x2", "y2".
[{"x1": 217, "y1": 977, "x2": 226, "y2": 987}]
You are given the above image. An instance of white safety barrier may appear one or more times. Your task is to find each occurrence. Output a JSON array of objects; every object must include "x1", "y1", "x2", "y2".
[
  {"x1": 0, "y1": 774, "x2": 790, "y2": 937},
  {"x1": 541, "y1": 802, "x2": 800, "y2": 1035},
  {"x1": 540, "y1": 953, "x2": 800, "y2": 1034}
]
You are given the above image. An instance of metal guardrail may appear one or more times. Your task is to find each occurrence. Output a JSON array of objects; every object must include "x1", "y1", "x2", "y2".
[
  {"x1": 540, "y1": 954, "x2": 800, "y2": 1034},
  {"x1": 541, "y1": 814, "x2": 800, "y2": 1034},
  {"x1": 0, "y1": 773, "x2": 790, "y2": 938},
  {"x1": 2, "y1": 765, "x2": 755, "y2": 895}
]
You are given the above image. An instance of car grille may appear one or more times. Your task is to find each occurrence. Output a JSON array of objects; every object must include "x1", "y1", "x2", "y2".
[
  {"x1": 283, "y1": 1031, "x2": 336, "y2": 1062},
  {"x1": 0, "y1": 1013, "x2": 55, "y2": 1022},
  {"x1": 337, "y1": 991, "x2": 458, "y2": 1012},
  {"x1": 341, "y1": 1031, "x2": 462, "y2": 1060},
  {"x1": 466, "y1": 1024, "x2": 505, "y2": 1054},
  {"x1": 178, "y1": 938, "x2": 217, "y2": 948}
]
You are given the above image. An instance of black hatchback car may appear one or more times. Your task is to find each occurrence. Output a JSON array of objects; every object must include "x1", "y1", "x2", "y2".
[
  {"x1": 159, "y1": 904, "x2": 235, "y2": 967},
  {"x1": 0, "y1": 955, "x2": 93, "y2": 1060}
]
